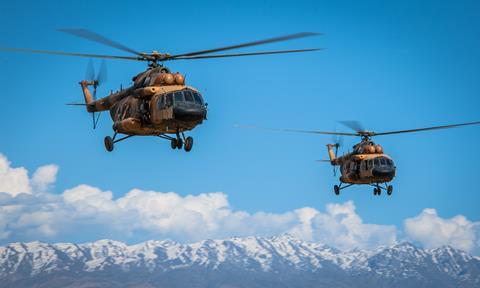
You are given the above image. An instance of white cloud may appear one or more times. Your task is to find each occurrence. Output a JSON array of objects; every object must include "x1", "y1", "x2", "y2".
[
  {"x1": 0, "y1": 152, "x2": 478, "y2": 255},
  {"x1": 404, "y1": 208, "x2": 480, "y2": 254},
  {"x1": 0, "y1": 154, "x2": 397, "y2": 248},
  {"x1": 0, "y1": 154, "x2": 58, "y2": 196},
  {"x1": 0, "y1": 154, "x2": 31, "y2": 196},
  {"x1": 31, "y1": 165, "x2": 58, "y2": 192},
  {"x1": 0, "y1": 185, "x2": 397, "y2": 248},
  {"x1": 310, "y1": 202, "x2": 397, "y2": 250}
]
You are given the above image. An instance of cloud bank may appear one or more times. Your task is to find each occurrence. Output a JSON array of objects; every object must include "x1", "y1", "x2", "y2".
[{"x1": 0, "y1": 153, "x2": 479, "y2": 254}]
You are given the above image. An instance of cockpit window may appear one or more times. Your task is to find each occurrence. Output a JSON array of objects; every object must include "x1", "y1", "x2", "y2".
[
  {"x1": 143, "y1": 76, "x2": 151, "y2": 86},
  {"x1": 157, "y1": 96, "x2": 164, "y2": 109},
  {"x1": 193, "y1": 92, "x2": 203, "y2": 104},
  {"x1": 373, "y1": 157, "x2": 393, "y2": 167},
  {"x1": 360, "y1": 160, "x2": 366, "y2": 170},
  {"x1": 166, "y1": 93, "x2": 173, "y2": 106},
  {"x1": 174, "y1": 92, "x2": 184, "y2": 103},
  {"x1": 184, "y1": 90, "x2": 194, "y2": 102}
]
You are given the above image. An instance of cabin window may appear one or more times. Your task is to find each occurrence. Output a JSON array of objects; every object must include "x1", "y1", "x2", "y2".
[
  {"x1": 193, "y1": 92, "x2": 203, "y2": 104},
  {"x1": 184, "y1": 90, "x2": 194, "y2": 103},
  {"x1": 144, "y1": 76, "x2": 151, "y2": 86},
  {"x1": 360, "y1": 160, "x2": 366, "y2": 171},
  {"x1": 174, "y1": 91, "x2": 184, "y2": 103},
  {"x1": 367, "y1": 159, "x2": 373, "y2": 169},
  {"x1": 374, "y1": 158, "x2": 381, "y2": 166},
  {"x1": 166, "y1": 94, "x2": 173, "y2": 106},
  {"x1": 380, "y1": 158, "x2": 386, "y2": 165}
]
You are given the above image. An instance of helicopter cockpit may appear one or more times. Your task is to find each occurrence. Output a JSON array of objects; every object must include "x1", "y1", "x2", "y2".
[
  {"x1": 362, "y1": 157, "x2": 394, "y2": 170},
  {"x1": 154, "y1": 89, "x2": 207, "y2": 122},
  {"x1": 361, "y1": 156, "x2": 396, "y2": 179},
  {"x1": 341, "y1": 156, "x2": 396, "y2": 181}
]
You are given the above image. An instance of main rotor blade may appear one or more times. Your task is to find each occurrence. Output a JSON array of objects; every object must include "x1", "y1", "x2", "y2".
[
  {"x1": 171, "y1": 48, "x2": 322, "y2": 60},
  {"x1": 373, "y1": 121, "x2": 480, "y2": 136},
  {"x1": 58, "y1": 28, "x2": 142, "y2": 56},
  {"x1": 0, "y1": 46, "x2": 140, "y2": 61},
  {"x1": 235, "y1": 125, "x2": 358, "y2": 136},
  {"x1": 339, "y1": 120, "x2": 365, "y2": 133},
  {"x1": 169, "y1": 32, "x2": 320, "y2": 58},
  {"x1": 85, "y1": 59, "x2": 95, "y2": 81}
]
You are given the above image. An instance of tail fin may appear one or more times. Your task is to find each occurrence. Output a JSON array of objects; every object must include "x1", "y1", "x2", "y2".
[
  {"x1": 79, "y1": 80, "x2": 95, "y2": 109},
  {"x1": 327, "y1": 144, "x2": 336, "y2": 163},
  {"x1": 78, "y1": 60, "x2": 108, "y2": 129},
  {"x1": 79, "y1": 59, "x2": 107, "y2": 111}
]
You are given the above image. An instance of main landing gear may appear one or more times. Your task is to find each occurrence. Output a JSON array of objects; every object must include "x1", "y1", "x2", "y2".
[
  {"x1": 103, "y1": 131, "x2": 194, "y2": 152},
  {"x1": 333, "y1": 183, "x2": 353, "y2": 196},
  {"x1": 332, "y1": 182, "x2": 393, "y2": 196},
  {"x1": 371, "y1": 183, "x2": 393, "y2": 196},
  {"x1": 104, "y1": 132, "x2": 133, "y2": 152}
]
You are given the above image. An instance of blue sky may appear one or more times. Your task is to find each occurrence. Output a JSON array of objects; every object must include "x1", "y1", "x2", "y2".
[{"x1": 0, "y1": 0, "x2": 479, "y2": 249}]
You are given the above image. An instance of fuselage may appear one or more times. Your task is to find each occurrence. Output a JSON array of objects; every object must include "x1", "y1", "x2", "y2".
[
  {"x1": 110, "y1": 85, "x2": 207, "y2": 135},
  {"x1": 327, "y1": 141, "x2": 396, "y2": 185},
  {"x1": 81, "y1": 67, "x2": 207, "y2": 136},
  {"x1": 338, "y1": 153, "x2": 396, "y2": 184}
]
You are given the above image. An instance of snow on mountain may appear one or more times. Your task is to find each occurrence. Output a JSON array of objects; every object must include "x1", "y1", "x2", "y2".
[{"x1": 0, "y1": 235, "x2": 479, "y2": 288}]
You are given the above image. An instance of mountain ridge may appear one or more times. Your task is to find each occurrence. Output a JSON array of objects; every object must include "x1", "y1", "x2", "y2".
[{"x1": 1, "y1": 235, "x2": 479, "y2": 288}]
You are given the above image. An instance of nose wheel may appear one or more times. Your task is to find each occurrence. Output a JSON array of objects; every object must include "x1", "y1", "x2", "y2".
[
  {"x1": 161, "y1": 131, "x2": 193, "y2": 152},
  {"x1": 184, "y1": 136, "x2": 193, "y2": 152},
  {"x1": 170, "y1": 138, "x2": 183, "y2": 150},
  {"x1": 371, "y1": 183, "x2": 393, "y2": 196},
  {"x1": 387, "y1": 185, "x2": 393, "y2": 195}
]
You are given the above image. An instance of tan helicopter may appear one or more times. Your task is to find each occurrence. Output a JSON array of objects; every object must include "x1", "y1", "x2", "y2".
[
  {"x1": 239, "y1": 120, "x2": 480, "y2": 196},
  {"x1": 0, "y1": 29, "x2": 320, "y2": 152}
]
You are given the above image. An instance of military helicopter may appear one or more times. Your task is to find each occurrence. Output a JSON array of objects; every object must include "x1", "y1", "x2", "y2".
[
  {"x1": 0, "y1": 29, "x2": 320, "y2": 152},
  {"x1": 238, "y1": 120, "x2": 480, "y2": 196}
]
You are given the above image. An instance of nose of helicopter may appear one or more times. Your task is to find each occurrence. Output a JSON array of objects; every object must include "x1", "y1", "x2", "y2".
[
  {"x1": 372, "y1": 167, "x2": 396, "y2": 178},
  {"x1": 173, "y1": 106, "x2": 206, "y2": 122}
]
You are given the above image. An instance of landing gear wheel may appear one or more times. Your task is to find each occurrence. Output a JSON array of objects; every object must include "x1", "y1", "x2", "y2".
[
  {"x1": 373, "y1": 187, "x2": 381, "y2": 196},
  {"x1": 334, "y1": 185, "x2": 340, "y2": 195},
  {"x1": 171, "y1": 139, "x2": 178, "y2": 150},
  {"x1": 387, "y1": 185, "x2": 393, "y2": 196},
  {"x1": 377, "y1": 188, "x2": 382, "y2": 196},
  {"x1": 184, "y1": 137, "x2": 193, "y2": 152},
  {"x1": 176, "y1": 138, "x2": 183, "y2": 149},
  {"x1": 104, "y1": 136, "x2": 114, "y2": 152}
]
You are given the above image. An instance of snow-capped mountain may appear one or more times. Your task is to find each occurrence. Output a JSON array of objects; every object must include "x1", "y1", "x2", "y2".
[{"x1": 0, "y1": 235, "x2": 479, "y2": 288}]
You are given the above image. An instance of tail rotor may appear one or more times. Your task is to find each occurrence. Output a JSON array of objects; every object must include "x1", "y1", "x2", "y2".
[
  {"x1": 331, "y1": 134, "x2": 343, "y2": 176},
  {"x1": 84, "y1": 59, "x2": 108, "y2": 128}
]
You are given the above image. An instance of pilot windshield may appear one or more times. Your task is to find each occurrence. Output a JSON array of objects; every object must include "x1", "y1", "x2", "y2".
[{"x1": 367, "y1": 157, "x2": 394, "y2": 168}]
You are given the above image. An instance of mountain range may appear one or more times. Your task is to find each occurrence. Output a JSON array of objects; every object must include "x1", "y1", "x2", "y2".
[{"x1": 1, "y1": 235, "x2": 479, "y2": 288}]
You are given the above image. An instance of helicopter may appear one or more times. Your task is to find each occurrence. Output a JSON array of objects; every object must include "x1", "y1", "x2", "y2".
[
  {"x1": 0, "y1": 29, "x2": 321, "y2": 152},
  {"x1": 238, "y1": 120, "x2": 480, "y2": 196}
]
